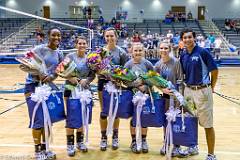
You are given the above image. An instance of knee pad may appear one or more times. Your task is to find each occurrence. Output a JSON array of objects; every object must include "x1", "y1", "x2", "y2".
[{"x1": 100, "y1": 112, "x2": 107, "y2": 120}]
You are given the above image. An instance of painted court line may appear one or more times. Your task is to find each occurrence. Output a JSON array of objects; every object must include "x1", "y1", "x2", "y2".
[{"x1": 0, "y1": 144, "x2": 240, "y2": 155}]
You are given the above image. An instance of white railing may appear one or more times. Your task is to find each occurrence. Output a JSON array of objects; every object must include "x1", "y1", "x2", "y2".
[{"x1": 0, "y1": 19, "x2": 37, "y2": 52}]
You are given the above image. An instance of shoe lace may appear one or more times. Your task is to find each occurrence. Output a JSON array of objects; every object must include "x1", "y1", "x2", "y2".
[
  {"x1": 100, "y1": 139, "x2": 107, "y2": 146},
  {"x1": 142, "y1": 141, "x2": 148, "y2": 149},
  {"x1": 36, "y1": 151, "x2": 47, "y2": 159},
  {"x1": 78, "y1": 142, "x2": 86, "y2": 149},
  {"x1": 67, "y1": 145, "x2": 75, "y2": 151},
  {"x1": 207, "y1": 154, "x2": 216, "y2": 160},
  {"x1": 112, "y1": 138, "x2": 119, "y2": 144}
]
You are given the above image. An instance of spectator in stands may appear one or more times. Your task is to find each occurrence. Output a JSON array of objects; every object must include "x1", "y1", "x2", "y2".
[
  {"x1": 196, "y1": 33, "x2": 204, "y2": 42},
  {"x1": 180, "y1": 28, "x2": 218, "y2": 160},
  {"x1": 187, "y1": 11, "x2": 193, "y2": 19},
  {"x1": 36, "y1": 32, "x2": 45, "y2": 45},
  {"x1": 204, "y1": 37, "x2": 211, "y2": 50},
  {"x1": 165, "y1": 10, "x2": 174, "y2": 24},
  {"x1": 153, "y1": 33, "x2": 159, "y2": 49},
  {"x1": 35, "y1": 26, "x2": 42, "y2": 35},
  {"x1": 123, "y1": 37, "x2": 131, "y2": 50},
  {"x1": 132, "y1": 32, "x2": 141, "y2": 43},
  {"x1": 99, "y1": 16, "x2": 104, "y2": 25},
  {"x1": 114, "y1": 21, "x2": 121, "y2": 31},
  {"x1": 111, "y1": 17, "x2": 117, "y2": 25},
  {"x1": 166, "y1": 30, "x2": 173, "y2": 39},
  {"x1": 87, "y1": 18, "x2": 94, "y2": 29},
  {"x1": 197, "y1": 38, "x2": 206, "y2": 48},
  {"x1": 235, "y1": 20, "x2": 240, "y2": 34},
  {"x1": 146, "y1": 30, "x2": 153, "y2": 39},
  {"x1": 178, "y1": 40, "x2": 185, "y2": 57},
  {"x1": 87, "y1": 6, "x2": 92, "y2": 19},
  {"x1": 181, "y1": 13, "x2": 186, "y2": 22},
  {"x1": 224, "y1": 19, "x2": 231, "y2": 31},
  {"x1": 147, "y1": 38, "x2": 154, "y2": 50},
  {"x1": 83, "y1": 6, "x2": 87, "y2": 19},
  {"x1": 208, "y1": 33, "x2": 216, "y2": 48},
  {"x1": 173, "y1": 32, "x2": 180, "y2": 45},
  {"x1": 230, "y1": 20, "x2": 236, "y2": 30}
]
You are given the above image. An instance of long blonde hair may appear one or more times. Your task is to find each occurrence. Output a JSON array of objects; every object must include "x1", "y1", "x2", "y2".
[{"x1": 158, "y1": 41, "x2": 174, "y2": 57}]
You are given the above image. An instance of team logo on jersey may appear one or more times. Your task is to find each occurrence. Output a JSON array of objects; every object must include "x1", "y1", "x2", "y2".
[
  {"x1": 191, "y1": 56, "x2": 199, "y2": 61},
  {"x1": 48, "y1": 102, "x2": 56, "y2": 110}
]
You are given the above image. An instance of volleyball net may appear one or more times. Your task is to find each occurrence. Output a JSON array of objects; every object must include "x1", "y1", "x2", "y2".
[{"x1": 0, "y1": 6, "x2": 94, "y2": 56}]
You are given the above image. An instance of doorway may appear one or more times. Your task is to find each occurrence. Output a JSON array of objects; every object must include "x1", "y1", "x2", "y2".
[
  {"x1": 43, "y1": 6, "x2": 50, "y2": 19},
  {"x1": 198, "y1": 6, "x2": 205, "y2": 20}
]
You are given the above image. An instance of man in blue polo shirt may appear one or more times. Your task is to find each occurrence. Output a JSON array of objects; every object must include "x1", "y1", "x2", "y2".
[{"x1": 180, "y1": 28, "x2": 218, "y2": 160}]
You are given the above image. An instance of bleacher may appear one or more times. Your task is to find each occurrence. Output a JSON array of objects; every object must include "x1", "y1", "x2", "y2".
[
  {"x1": 0, "y1": 18, "x2": 230, "y2": 54},
  {"x1": 126, "y1": 19, "x2": 204, "y2": 35},
  {"x1": 0, "y1": 18, "x2": 31, "y2": 39},
  {"x1": 213, "y1": 19, "x2": 240, "y2": 47}
]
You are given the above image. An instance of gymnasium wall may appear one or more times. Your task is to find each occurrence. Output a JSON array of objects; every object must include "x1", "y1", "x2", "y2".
[{"x1": 2, "y1": 0, "x2": 240, "y2": 20}]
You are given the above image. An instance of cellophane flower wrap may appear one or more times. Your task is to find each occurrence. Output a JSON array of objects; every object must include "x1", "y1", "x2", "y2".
[
  {"x1": 87, "y1": 48, "x2": 111, "y2": 77},
  {"x1": 141, "y1": 70, "x2": 197, "y2": 116},
  {"x1": 55, "y1": 57, "x2": 80, "y2": 91},
  {"x1": 110, "y1": 65, "x2": 137, "y2": 82},
  {"x1": 55, "y1": 57, "x2": 79, "y2": 78},
  {"x1": 140, "y1": 70, "x2": 168, "y2": 88},
  {"x1": 16, "y1": 51, "x2": 47, "y2": 74}
]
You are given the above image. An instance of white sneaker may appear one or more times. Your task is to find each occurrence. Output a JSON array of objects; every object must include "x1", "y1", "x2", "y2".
[
  {"x1": 130, "y1": 141, "x2": 141, "y2": 154},
  {"x1": 206, "y1": 154, "x2": 217, "y2": 160},
  {"x1": 77, "y1": 142, "x2": 88, "y2": 152},
  {"x1": 112, "y1": 137, "x2": 119, "y2": 150},
  {"x1": 67, "y1": 145, "x2": 75, "y2": 157},
  {"x1": 35, "y1": 151, "x2": 47, "y2": 160},
  {"x1": 172, "y1": 147, "x2": 189, "y2": 158},
  {"x1": 160, "y1": 145, "x2": 166, "y2": 155},
  {"x1": 142, "y1": 140, "x2": 149, "y2": 153},
  {"x1": 186, "y1": 146, "x2": 199, "y2": 156},
  {"x1": 100, "y1": 138, "x2": 108, "y2": 151},
  {"x1": 44, "y1": 150, "x2": 56, "y2": 160}
]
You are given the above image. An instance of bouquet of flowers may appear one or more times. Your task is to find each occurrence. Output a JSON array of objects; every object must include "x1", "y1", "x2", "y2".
[
  {"x1": 141, "y1": 70, "x2": 197, "y2": 116},
  {"x1": 16, "y1": 51, "x2": 47, "y2": 74},
  {"x1": 55, "y1": 57, "x2": 79, "y2": 78},
  {"x1": 110, "y1": 65, "x2": 137, "y2": 82},
  {"x1": 140, "y1": 70, "x2": 168, "y2": 88},
  {"x1": 87, "y1": 48, "x2": 111, "y2": 77}
]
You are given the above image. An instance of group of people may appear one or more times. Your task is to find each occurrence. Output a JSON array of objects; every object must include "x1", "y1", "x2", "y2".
[
  {"x1": 21, "y1": 26, "x2": 218, "y2": 160},
  {"x1": 224, "y1": 19, "x2": 240, "y2": 34},
  {"x1": 165, "y1": 10, "x2": 187, "y2": 24}
]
